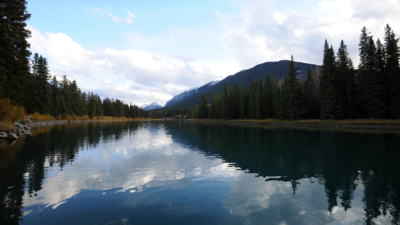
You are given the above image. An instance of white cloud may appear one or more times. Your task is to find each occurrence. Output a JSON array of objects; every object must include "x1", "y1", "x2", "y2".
[
  {"x1": 125, "y1": 9, "x2": 136, "y2": 24},
  {"x1": 216, "y1": 0, "x2": 400, "y2": 67},
  {"x1": 27, "y1": 26, "x2": 232, "y2": 106},
  {"x1": 89, "y1": 7, "x2": 134, "y2": 24}
]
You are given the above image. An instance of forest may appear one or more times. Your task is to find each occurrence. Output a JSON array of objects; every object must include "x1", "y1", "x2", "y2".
[{"x1": 191, "y1": 25, "x2": 400, "y2": 121}]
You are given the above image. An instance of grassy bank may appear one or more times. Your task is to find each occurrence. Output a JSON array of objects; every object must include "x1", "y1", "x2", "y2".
[{"x1": 187, "y1": 118, "x2": 400, "y2": 127}]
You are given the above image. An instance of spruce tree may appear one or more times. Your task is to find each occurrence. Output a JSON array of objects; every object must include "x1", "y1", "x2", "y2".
[
  {"x1": 320, "y1": 40, "x2": 339, "y2": 119},
  {"x1": 303, "y1": 69, "x2": 317, "y2": 118},
  {"x1": 50, "y1": 76, "x2": 59, "y2": 116},
  {"x1": 384, "y1": 24, "x2": 400, "y2": 118},
  {"x1": 286, "y1": 56, "x2": 302, "y2": 120},
  {"x1": 222, "y1": 83, "x2": 231, "y2": 119},
  {"x1": 358, "y1": 27, "x2": 383, "y2": 118},
  {"x1": 337, "y1": 40, "x2": 359, "y2": 118},
  {"x1": 0, "y1": 0, "x2": 31, "y2": 105},
  {"x1": 264, "y1": 74, "x2": 274, "y2": 118},
  {"x1": 198, "y1": 94, "x2": 209, "y2": 119}
]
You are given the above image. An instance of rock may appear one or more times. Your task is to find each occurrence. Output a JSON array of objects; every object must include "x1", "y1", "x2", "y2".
[
  {"x1": 5, "y1": 133, "x2": 18, "y2": 140},
  {"x1": 0, "y1": 132, "x2": 7, "y2": 139},
  {"x1": 17, "y1": 130, "x2": 25, "y2": 136}
]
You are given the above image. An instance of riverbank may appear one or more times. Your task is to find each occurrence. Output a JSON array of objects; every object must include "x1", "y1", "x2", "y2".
[
  {"x1": 187, "y1": 119, "x2": 400, "y2": 129},
  {"x1": 0, "y1": 118, "x2": 152, "y2": 141}
]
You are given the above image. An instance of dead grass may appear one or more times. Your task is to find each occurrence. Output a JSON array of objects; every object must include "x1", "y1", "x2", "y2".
[{"x1": 0, "y1": 121, "x2": 15, "y2": 132}]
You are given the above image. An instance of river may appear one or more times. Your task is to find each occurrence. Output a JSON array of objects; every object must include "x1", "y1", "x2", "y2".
[{"x1": 1, "y1": 121, "x2": 399, "y2": 225}]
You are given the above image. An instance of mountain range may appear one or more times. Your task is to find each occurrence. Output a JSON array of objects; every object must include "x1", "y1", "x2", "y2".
[
  {"x1": 142, "y1": 102, "x2": 163, "y2": 111},
  {"x1": 156, "y1": 60, "x2": 318, "y2": 110},
  {"x1": 164, "y1": 80, "x2": 220, "y2": 108}
]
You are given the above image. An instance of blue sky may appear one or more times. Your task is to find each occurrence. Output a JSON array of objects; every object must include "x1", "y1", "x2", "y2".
[{"x1": 27, "y1": 0, "x2": 400, "y2": 106}]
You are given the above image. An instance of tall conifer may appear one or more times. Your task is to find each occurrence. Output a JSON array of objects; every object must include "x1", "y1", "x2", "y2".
[{"x1": 384, "y1": 24, "x2": 400, "y2": 118}]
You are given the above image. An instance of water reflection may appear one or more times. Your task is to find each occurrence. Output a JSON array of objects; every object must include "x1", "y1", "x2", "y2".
[{"x1": 0, "y1": 121, "x2": 399, "y2": 225}]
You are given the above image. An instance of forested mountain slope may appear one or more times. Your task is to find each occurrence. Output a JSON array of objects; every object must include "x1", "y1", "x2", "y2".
[{"x1": 163, "y1": 60, "x2": 317, "y2": 109}]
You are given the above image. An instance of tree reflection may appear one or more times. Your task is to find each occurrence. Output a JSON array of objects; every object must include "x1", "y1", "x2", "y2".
[
  {"x1": 167, "y1": 122, "x2": 400, "y2": 224},
  {"x1": 1, "y1": 122, "x2": 399, "y2": 224},
  {"x1": 0, "y1": 121, "x2": 144, "y2": 225}
]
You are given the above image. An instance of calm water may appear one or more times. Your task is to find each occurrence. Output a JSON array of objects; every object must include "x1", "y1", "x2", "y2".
[{"x1": 1, "y1": 121, "x2": 400, "y2": 225}]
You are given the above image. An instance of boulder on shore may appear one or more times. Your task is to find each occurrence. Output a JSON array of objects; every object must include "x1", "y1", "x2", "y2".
[
  {"x1": 5, "y1": 133, "x2": 18, "y2": 140},
  {"x1": 0, "y1": 132, "x2": 7, "y2": 139}
]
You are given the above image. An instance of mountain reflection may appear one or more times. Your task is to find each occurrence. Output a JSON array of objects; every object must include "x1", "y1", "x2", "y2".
[{"x1": 0, "y1": 121, "x2": 399, "y2": 225}]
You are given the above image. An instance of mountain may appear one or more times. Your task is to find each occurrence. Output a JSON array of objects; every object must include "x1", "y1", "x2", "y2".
[
  {"x1": 142, "y1": 102, "x2": 163, "y2": 111},
  {"x1": 161, "y1": 60, "x2": 318, "y2": 110},
  {"x1": 164, "y1": 80, "x2": 220, "y2": 108}
]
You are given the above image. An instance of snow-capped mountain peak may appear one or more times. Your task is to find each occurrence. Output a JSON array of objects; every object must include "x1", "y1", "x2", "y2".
[{"x1": 142, "y1": 102, "x2": 163, "y2": 111}]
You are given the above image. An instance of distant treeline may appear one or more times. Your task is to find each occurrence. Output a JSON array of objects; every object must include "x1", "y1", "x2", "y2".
[
  {"x1": 0, "y1": 1, "x2": 148, "y2": 120},
  {"x1": 8, "y1": 52, "x2": 148, "y2": 119},
  {"x1": 191, "y1": 25, "x2": 400, "y2": 120}
]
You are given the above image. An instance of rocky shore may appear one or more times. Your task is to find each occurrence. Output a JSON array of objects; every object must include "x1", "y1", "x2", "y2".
[
  {"x1": 0, "y1": 117, "x2": 135, "y2": 141},
  {"x1": 0, "y1": 122, "x2": 32, "y2": 140}
]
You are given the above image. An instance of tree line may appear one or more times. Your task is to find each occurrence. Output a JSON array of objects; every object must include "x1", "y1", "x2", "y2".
[
  {"x1": 0, "y1": 0, "x2": 148, "y2": 120},
  {"x1": 192, "y1": 25, "x2": 400, "y2": 120},
  {"x1": 8, "y1": 51, "x2": 148, "y2": 119}
]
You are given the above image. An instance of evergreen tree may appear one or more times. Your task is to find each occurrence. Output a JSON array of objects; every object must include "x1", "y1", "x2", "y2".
[
  {"x1": 303, "y1": 69, "x2": 319, "y2": 119},
  {"x1": 222, "y1": 83, "x2": 231, "y2": 119},
  {"x1": 286, "y1": 56, "x2": 302, "y2": 120},
  {"x1": 320, "y1": 40, "x2": 339, "y2": 119},
  {"x1": 50, "y1": 76, "x2": 59, "y2": 116},
  {"x1": 198, "y1": 94, "x2": 209, "y2": 119},
  {"x1": 358, "y1": 27, "x2": 382, "y2": 118},
  {"x1": 264, "y1": 74, "x2": 274, "y2": 118},
  {"x1": 95, "y1": 95, "x2": 103, "y2": 117},
  {"x1": 337, "y1": 41, "x2": 359, "y2": 118},
  {"x1": 384, "y1": 24, "x2": 400, "y2": 118},
  {"x1": 248, "y1": 80, "x2": 256, "y2": 119},
  {"x1": 259, "y1": 79, "x2": 266, "y2": 119},
  {"x1": 88, "y1": 92, "x2": 96, "y2": 118},
  {"x1": 0, "y1": 0, "x2": 31, "y2": 105},
  {"x1": 279, "y1": 75, "x2": 289, "y2": 120}
]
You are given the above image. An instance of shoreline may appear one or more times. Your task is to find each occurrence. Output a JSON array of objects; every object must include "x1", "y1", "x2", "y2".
[
  {"x1": 0, "y1": 119, "x2": 152, "y2": 141},
  {"x1": 186, "y1": 119, "x2": 400, "y2": 130}
]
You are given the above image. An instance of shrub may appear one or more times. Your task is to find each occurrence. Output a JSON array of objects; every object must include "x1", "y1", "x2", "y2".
[
  {"x1": 11, "y1": 105, "x2": 25, "y2": 121},
  {"x1": 31, "y1": 113, "x2": 54, "y2": 122},
  {"x1": 0, "y1": 98, "x2": 13, "y2": 121},
  {"x1": 0, "y1": 98, "x2": 25, "y2": 121}
]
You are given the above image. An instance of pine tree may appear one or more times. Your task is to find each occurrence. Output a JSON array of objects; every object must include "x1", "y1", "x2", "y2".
[
  {"x1": 198, "y1": 94, "x2": 208, "y2": 119},
  {"x1": 222, "y1": 83, "x2": 231, "y2": 119},
  {"x1": 286, "y1": 56, "x2": 302, "y2": 120},
  {"x1": 264, "y1": 74, "x2": 274, "y2": 118},
  {"x1": 384, "y1": 24, "x2": 400, "y2": 118},
  {"x1": 303, "y1": 69, "x2": 318, "y2": 118},
  {"x1": 88, "y1": 92, "x2": 96, "y2": 118},
  {"x1": 320, "y1": 40, "x2": 339, "y2": 119},
  {"x1": 337, "y1": 40, "x2": 359, "y2": 118},
  {"x1": 50, "y1": 76, "x2": 59, "y2": 116},
  {"x1": 358, "y1": 27, "x2": 383, "y2": 118},
  {"x1": 248, "y1": 80, "x2": 256, "y2": 119},
  {"x1": 0, "y1": 0, "x2": 31, "y2": 105}
]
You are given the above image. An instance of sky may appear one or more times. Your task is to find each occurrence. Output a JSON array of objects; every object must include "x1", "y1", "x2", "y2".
[{"x1": 27, "y1": 0, "x2": 400, "y2": 107}]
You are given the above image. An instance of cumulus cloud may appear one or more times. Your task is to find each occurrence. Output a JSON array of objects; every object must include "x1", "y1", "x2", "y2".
[
  {"x1": 27, "y1": 26, "x2": 228, "y2": 106},
  {"x1": 216, "y1": 0, "x2": 400, "y2": 68}
]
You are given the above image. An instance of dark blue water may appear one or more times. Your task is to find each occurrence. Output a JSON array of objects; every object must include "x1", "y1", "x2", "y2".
[{"x1": 1, "y1": 121, "x2": 399, "y2": 225}]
